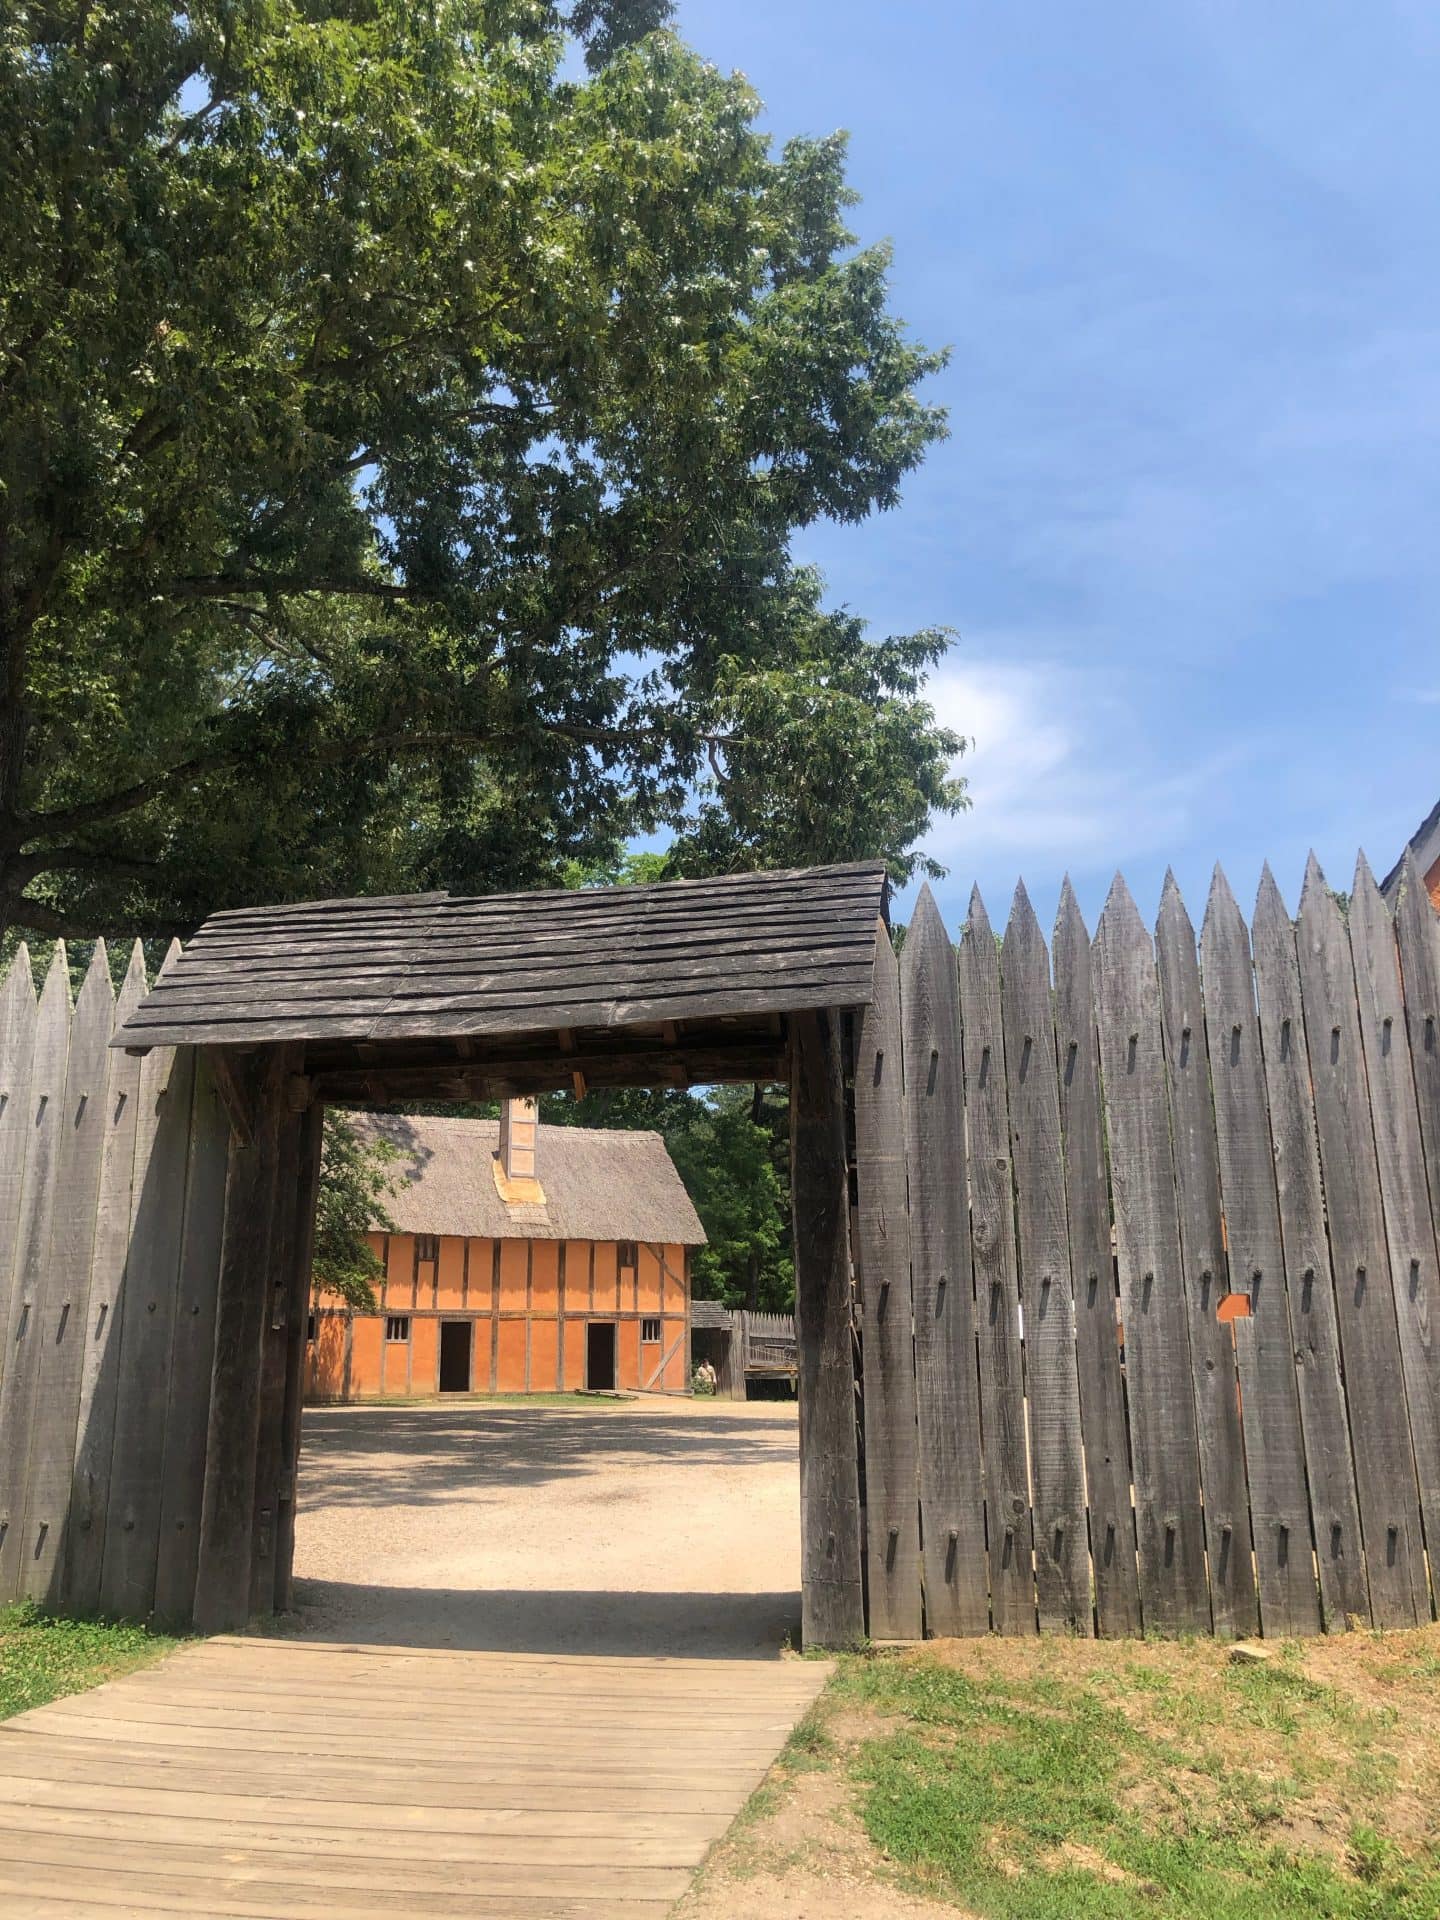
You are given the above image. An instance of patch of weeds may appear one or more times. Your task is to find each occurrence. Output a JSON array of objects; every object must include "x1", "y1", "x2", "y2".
[
  {"x1": 782, "y1": 1706, "x2": 836, "y2": 1771},
  {"x1": 831, "y1": 1646, "x2": 1440, "y2": 1919},
  {"x1": 0, "y1": 1603, "x2": 177, "y2": 1720}
]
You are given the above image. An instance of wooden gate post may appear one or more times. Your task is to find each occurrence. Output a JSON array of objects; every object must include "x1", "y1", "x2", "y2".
[
  {"x1": 274, "y1": 1101, "x2": 324, "y2": 1613},
  {"x1": 193, "y1": 1045, "x2": 293, "y2": 1633},
  {"x1": 790, "y1": 1008, "x2": 865, "y2": 1647}
]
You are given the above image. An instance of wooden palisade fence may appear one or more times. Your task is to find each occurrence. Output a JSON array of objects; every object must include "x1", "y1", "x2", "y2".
[
  {"x1": 848, "y1": 849, "x2": 1440, "y2": 1639},
  {"x1": 0, "y1": 940, "x2": 320, "y2": 1625}
]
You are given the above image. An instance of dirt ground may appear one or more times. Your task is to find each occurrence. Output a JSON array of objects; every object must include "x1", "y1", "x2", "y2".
[{"x1": 290, "y1": 1394, "x2": 804, "y2": 1658}]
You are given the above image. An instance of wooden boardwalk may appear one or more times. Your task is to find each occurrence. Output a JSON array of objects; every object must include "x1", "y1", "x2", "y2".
[{"x1": 0, "y1": 1634, "x2": 831, "y2": 1918}]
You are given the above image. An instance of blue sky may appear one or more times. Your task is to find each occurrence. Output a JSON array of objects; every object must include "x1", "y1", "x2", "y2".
[{"x1": 672, "y1": 0, "x2": 1440, "y2": 938}]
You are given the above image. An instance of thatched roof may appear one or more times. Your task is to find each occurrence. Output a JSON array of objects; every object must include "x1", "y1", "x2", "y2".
[{"x1": 353, "y1": 1112, "x2": 706, "y2": 1247}]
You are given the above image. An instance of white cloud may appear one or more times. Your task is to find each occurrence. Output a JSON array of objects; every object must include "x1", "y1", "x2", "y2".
[{"x1": 916, "y1": 652, "x2": 1236, "y2": 892}]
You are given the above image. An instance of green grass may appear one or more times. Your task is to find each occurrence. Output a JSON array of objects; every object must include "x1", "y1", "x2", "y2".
[
  {"x1": 812, "y1": 1637, "x2": 1440, "y2": 1920},
  {"x1": 0, "y1": 1603, "x2": 177, "y2": 1721}
]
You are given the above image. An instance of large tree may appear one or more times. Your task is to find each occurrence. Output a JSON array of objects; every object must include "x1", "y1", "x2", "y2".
[{"x1": 0, "y1": 0, "x2": 963, "y2": 939}]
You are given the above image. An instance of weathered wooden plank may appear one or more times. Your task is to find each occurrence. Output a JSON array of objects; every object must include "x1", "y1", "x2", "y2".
[
  {"x1": 0, "y1": 949, "x2": 39, "y2": 1398},
  {"x1": 852, "y1": 924, "x2": 923, "y2": 1641},
  {"x1": 1155, "y1": 875, "x2": 1258, "y2": 1637},
  {"x1": 898, "y1": 886, "x2": 989, "y2": 1636},
  {"x1": 957, "y1": 889, "x2": 1035, "y2": 1634},
  {"x1": 1091, "y1": 879, "x2": 1209, "y2": 1633},
  {"x1": 100, "y1": 948, "x2": 197, "y2": 1620},
  {"x1": 1394, "y1": 849, "x2": 1440, "y2": 1258},
  {"x1": 20, "y1": 946, "x2": 114, "y2": 1604},
  {"x1": 1199, "y1": 869, "x2": 1323, "y2": 1635},
  {"x1": 1348, "y1": 855, "x2": 1440, "y2": 1592},
  {"x1": 65, "y1": 947, "x2": 147, "y2": 1614},
  {"x1": 1000, "y1": 883, "x2": 1090, "y2": 1633},
  {"x1": 194, "y1": 1046, "x2": 294, "y2": 1632},
  {"x1": 275, "y1": 1103, "x2": 324, "y2": 1613},
  {"x1": 0, "y1": 950, "x2": 71, "y2": 1602},
  {"x1": 789, "y1": 1009, "x2": 865, "y2": 1648},
  {"x1": 1250, "y1": 866, "x2": 1368, "y2": 1627},
  {"x1": 250, "y1": 1104, "x2": 304, "y2": 1615},
  {"x1": 152, "y1": 1057, "x2": 232, "y2": 1626},
  {"x1": 1052, "y1": 882, "x2": 1141, "y2": 1636},
  {"x1": 1294, "y1": 855, "x2": 1427, "y2": 1624}
]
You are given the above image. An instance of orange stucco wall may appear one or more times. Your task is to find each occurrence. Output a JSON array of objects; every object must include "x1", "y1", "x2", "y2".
[{"x1": 306, "y1": 1233, "x2": 691, "y2": 1402}]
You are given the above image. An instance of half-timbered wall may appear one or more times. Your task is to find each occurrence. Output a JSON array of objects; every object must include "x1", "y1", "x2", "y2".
[{"x1": 847, "y1": 851, "x2": 1440, "y2": 1638}]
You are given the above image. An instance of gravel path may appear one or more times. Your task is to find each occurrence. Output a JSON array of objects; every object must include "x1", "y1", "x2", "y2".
[{"x1": 290, "y1": 1396, "x2": 802, "y2": 1659}]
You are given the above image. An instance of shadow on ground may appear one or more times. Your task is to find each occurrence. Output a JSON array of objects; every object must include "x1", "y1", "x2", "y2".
[
  {"x1": 283, "y1": 1580, "x2": 802, "y2": 1659},
  {"x1": 297, "y1": 1403, "x2": 799, "y2": 1512}
]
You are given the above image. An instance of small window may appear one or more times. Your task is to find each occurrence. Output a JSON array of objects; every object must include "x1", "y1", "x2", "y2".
[
  {"x1": 386, "y1": 1316, "x2": 411, "y2": 1343},
  {"x1": 415, "y1": 1235, "x2": 439, "y2": 1263},
  {"x1": 641, "y1": 1317, "x2": 661, "y2": 1343},
  {"x1": 306, "y1": 1313, "x2": 316, "y2": 1344},
  {"x1": 618, "y1": 1241, "x2": 639, "y2": 1271}
]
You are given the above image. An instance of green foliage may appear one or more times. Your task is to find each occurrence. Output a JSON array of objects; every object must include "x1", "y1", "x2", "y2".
[
  {"x1": 539, "y1": 1080, "x2": 793, "y2": 1307},
  {"x1": 311, "y1": 1111, "x2": 401, "y2": 1312},
  {"x1": 0, "y1": 1604, "x2": 176, "y2": 1721},
  {"x1": 0, "y1": 0, "x2": 961, "y2": 940}
]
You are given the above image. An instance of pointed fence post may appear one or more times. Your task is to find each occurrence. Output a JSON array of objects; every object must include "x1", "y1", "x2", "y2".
[
  {"x1": 853, "y1": 923, "x2": 923, "y2": 1641},
  {"x1": 900, "y1": 886, "x2": 989, "y2": 1636},
  {"x1": 1250, "y1": 867, "x2": 1368, "y2": 1627},
  {"x1": 1001, "y1": 882, "x2": 1090, "y2": 1633},
  {"x1": 1348, "y1": 855, "x2": 1440, "y2": 1581},
  {"x1": 0, "y1": 949, "x2": 71, "y2": 1602},
  {"x1": 1155, "y1": 874, "x2": 1258, "y2": 1637},
  {"x1": 22, "y1": 944, "x2": 114, "y2": 1604},
  {"x1": 1394, "y1": 850, "x2": 1440, "y2": 1257},
  {"x1": 1295, "y1": 855, "x2": 1427, "y2": 1625},
  {"x1": 1053, "y1": 882, "x2": 1142, "y2": 1637},
  {"x1": 959, "y1": 888, "x2": 1035, "y2": 1634},
  {"x1": 0, "y1": 949, "x2": 39, "y2": 1405},
  {"x1": 1092, "y1": 879, "x2": 1210, "y2": 1633},
  {"x1": 1200, "y1": 868, "x2": 1322, "y2": 1635}
]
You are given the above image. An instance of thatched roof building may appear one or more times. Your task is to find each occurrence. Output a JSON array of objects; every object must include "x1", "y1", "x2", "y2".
[{"x1": 350, "y1": 1111, "x2": 706, "y2": 1247}]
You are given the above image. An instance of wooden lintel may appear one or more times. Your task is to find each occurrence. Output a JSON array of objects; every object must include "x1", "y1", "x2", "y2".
[
  {"x1": 312, "y1": 1040, "x2": 785, "y2": 1105},
  {"x1": 210, "y1": 1049, "x2": 260, "y2": 1145}
]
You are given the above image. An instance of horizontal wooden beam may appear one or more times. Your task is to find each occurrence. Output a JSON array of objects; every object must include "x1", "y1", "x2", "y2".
[{"x1": 312, "y1": 1041, "x2": 787, "y2": 1105}]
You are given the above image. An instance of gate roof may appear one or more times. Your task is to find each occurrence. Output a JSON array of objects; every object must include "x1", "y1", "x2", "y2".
[{"x1": 112, "y1": 860, "x2": 888, "y2": 1053}]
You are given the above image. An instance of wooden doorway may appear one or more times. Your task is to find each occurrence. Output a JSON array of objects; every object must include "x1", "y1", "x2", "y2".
[
  {"x1": 586, "y1": 1322, "x2": 617, "y2": 1392},
  {"x1": 438, "y1": 1320, "x2": 472, "y2": 1394}
]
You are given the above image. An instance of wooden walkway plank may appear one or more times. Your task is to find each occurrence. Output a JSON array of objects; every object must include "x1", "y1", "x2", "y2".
[
  {"x1": 898, "y1": 885, "x2": 989, "y2": 1636},
  {"x1": 21, "y1": 945, "x2": 115, "y2": 1604},
  {"x1": 1294, "y1": 855, "x2": 1428, "y2": 1625},
  {"x1": 101, "y1": 944, "x2": 197, "y2": 1621},
  {"x1": 1155, "y1": 875, "x2": 1258, "y2": 1637},
  {"x1": 789, "y1": 1008, "x2": 865, "y2": 1648},
  {"x1": 1250, "y1": 867, "x2": 1368, "y2": 1627},
  {"x1": 1052, "y1": 881, "x2": 1142, "y2": 1637},
  {"x1": 958, "y1": 887, "x2": 1035, "y2": 1634},
  {"x1": 0, "y1": 1638, "x2": 828, "y2": 1918},
  {"x1": 853, "y1": 922, "x2": 922, "y2": 1640},
  {"x1": 66, "y1": 946, "x2": 148, "y2": 1614},
  {"x1": 1000, "y1": 881, "x2": 1090, "y2": 1633},
  {"x1": 0, "y1": 947, "x2": 38, "y2": 1403},
  {"x1": 1348, "y1": 854, "x2": 1440, "y2": 1588},
  {"x1": 0, "y1": 949, "x2": 71, "y2": 1602},
  {"x1": 1199, "y1": 869, "x2": 1323, "y2": 1635},
  {"x1": 1091, "y1": 877, "x2": 1210, "y2": 1633}
]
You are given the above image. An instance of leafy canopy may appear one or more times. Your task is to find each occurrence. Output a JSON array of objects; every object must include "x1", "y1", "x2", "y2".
[{"x1": 1, "y1": 0, "x2": 963, "y2": 939}]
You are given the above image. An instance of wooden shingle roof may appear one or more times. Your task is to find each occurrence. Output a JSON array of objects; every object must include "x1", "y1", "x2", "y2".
[{"x1": 112, "y1": 861, "x2": 888, "y2": 1050}]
